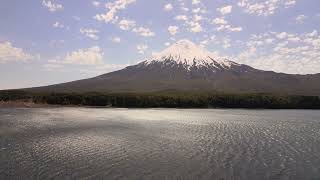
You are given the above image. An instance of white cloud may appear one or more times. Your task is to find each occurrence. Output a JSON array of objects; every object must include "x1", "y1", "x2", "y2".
[
  {"x1": 230, "y1": 27, "x2": 243, "y2": 32},
  {"x1": 175, "y1": 14, "x2": 204, "y2": 33},
  {"x1": 53, "y1": 21, "x2": 64, "y2": 28},
  {"x1": 164, "y1": 3, "x2": 173, "y2": 11},
  {"x1": 64, "y1": 46, "x2": 103, "y2": 65},
  {"x1": 168, "y1": 26, "x2": 179, "y2": 35},
  {"x1": 181, "y1": 7, "x2": 189, "y2": 12},
  {"x1": 117, "y1": 18, "x2": 154, "y2": 37},
  {"x1": 192, "y1": 0, "x2": 200, "y2": 5},
  {"x1": 212, "y1": 17, "x2": 228, "y2": 25},
  {"x1": 192, "y1": 8, "x2": 200, "y2": 13},
  {"x1": 306, "y1": 30, "x2": 318, "y2": 38},
  {"x1": 164, "y1": 42, "x2": 171, "y2": 46},
  {"x1": 217, "y1": 5, "x2": 232, "y2": 15},
  {"x1": 235, "y1": 30, "x2": 320, "y2": 74},
  {"x1": 42, "y1": 0, "x2": 63, "y2": 12},
  {"x1": 111, "y1": 36, "x2": 121, "y2": 43},
  {"x1": 178, "y1": 1, "x2": 190, "y2": 12},
  {"x1": 175, "y1": 15, "x2": 188, "y2": 21},
  {"x1": 200, "y1": 40, "x2": 209, "y2": 47},
  {"x1": 94, "y1": 0, "x2": 136, "y2": 23},
  {"x1": 284, "y1": 0, "x2": 296, "y2": 8},
  {"x1": 118, "y1": 19, "x2": 136, "y2": 30},
  {"x1": 132, "y1": 27, "x2": 155, "y2": 37},
  {"x1": 189, "y1": 22, "x2": 203, "y2": 33},
  {"x1": 92, "y1": 1, "x2": 101, "y2": 7},
  {"x1": 173, "y1": 1, "x2": 209, "y2": 34},
  {"x1": 194, "y1": 14, "x2": 203, "y2": 21},
  {"x1": 212, "y1": 17, "x2": 242, "y2": 32},
  {"x1": 295, "y1": 15, "x2": 307, "y2": 24},
  {"x1": 80, "y1": 28, "x2": 99, "y2": 40},
  {"x1": 265, "y1": 38, "x2": 274, "y2": 44},
  {"x1": 238, "y1": 0, "x2": 296, "y2": 16},
  {"x1": 136, "y1": 44, "x2": 148, "y2": 54},
  {"x1": 276, "y1": 32, "x2": 287, "y2": 39},
  {"x1": 0, "y1": 42, "x2": 34, "y2": 63},
  {"x1": 222, "y1": 38, "x2": 231, "y2": 49}
]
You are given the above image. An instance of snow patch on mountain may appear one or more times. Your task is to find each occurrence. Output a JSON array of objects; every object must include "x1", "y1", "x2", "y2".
[{"x1": 143, "y1": 39, "x2": 239, "y2": 70}]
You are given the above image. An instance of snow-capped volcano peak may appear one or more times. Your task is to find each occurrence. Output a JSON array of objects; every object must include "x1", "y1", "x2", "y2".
[{"x1": 145, "y1": 39, "x2": 238, "y2": 70}]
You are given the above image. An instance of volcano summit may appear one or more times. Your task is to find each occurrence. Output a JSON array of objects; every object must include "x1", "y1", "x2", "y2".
[{"x1": 28, "y1": 40, "x2": 320, "y2": 95}]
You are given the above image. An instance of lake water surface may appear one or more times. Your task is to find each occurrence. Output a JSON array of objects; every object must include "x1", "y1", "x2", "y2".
[{"x1": 1, "y1": 108, "x2": 320, "y2": 180}]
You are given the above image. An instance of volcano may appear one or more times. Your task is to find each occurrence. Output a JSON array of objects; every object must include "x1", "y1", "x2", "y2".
[{"x1": 28, "y1": 39, "x2": 320, "y2": 95}]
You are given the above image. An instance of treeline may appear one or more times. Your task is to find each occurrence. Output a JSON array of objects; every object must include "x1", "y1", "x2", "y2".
[{"x1": 1, "y1": 90, "x2": 320, "y2": 109}]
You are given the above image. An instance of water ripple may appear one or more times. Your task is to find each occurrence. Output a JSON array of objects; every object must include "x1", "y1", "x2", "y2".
[{"x1": 1, "y1": 108, "x2": 320, "y2": 180}]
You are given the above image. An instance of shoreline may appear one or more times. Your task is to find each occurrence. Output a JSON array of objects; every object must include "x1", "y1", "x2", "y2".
[
  {"x1": 0, "y1": 100, "x2": 114, "y2": 109},
  {"x1": 0, "y1": 100, "x2": 56, "y2": 108},
  {"x1": 1, "y1": 100, "x2": 320, "y2": 110}
]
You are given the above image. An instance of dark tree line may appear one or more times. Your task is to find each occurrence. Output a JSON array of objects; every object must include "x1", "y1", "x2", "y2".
[{"x1": 1, "y1": 90, "x2": 320, "y2": 109}]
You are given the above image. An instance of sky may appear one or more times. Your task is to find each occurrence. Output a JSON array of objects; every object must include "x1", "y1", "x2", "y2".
[{"x1": 0, "y1": 0, "x2": 320, "y2": 90}]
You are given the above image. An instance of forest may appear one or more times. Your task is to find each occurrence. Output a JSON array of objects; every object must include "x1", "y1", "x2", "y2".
[{"x1": 0, "y1": 90, "x2": 320, "y2": 109}]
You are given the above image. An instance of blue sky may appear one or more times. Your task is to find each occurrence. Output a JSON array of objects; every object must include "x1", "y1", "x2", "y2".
[{"x1": 0, "y1": 0, "x2": 319, "y2": 89}]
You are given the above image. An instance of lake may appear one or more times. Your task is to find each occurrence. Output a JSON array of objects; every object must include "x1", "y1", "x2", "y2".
[{"x1": 1, "y1": 108, "x2": 320, "y2": 180}]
